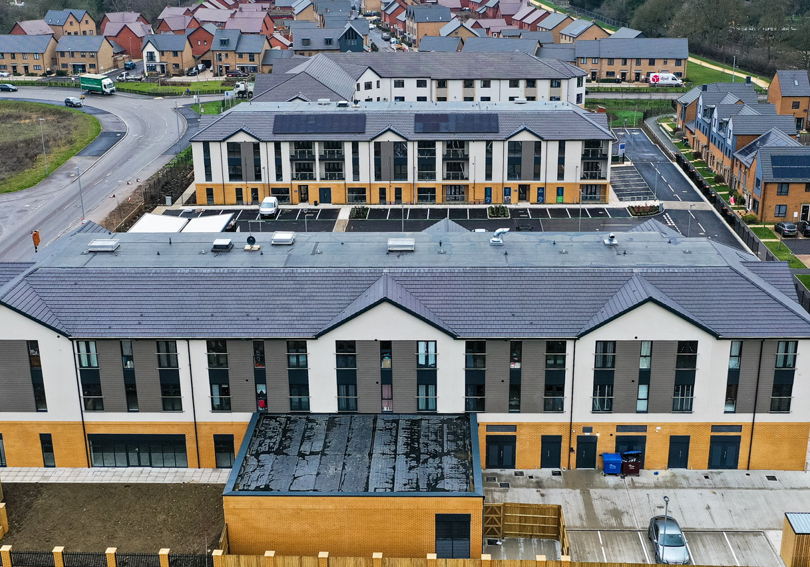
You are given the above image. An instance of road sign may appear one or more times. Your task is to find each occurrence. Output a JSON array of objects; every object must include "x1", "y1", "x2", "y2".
[{"x1": 618, "y1": 142, "x2": 626, "y2": 157}]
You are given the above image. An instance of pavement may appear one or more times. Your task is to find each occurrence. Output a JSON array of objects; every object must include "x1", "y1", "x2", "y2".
[
  {"x1": 0, "y1": 466, "x2": 231, "y2": 483},
  {"x1": 0, "y1": 86, "x2": 220, "y2": 262}
]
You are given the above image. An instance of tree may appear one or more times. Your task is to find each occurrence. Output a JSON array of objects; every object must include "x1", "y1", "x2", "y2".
[
  {"x1": 600, "y1": 0, "x2": 645, "y2": 26},
  {"x1": 755, "y1": 0, "x2": 789, "y2": 61},
  {"x1": 788, "y1": 19, "x2": 810, "y2": 68},
  {"x1": 630, "y1": 0, "x2": 679, "y2": 37},
  {"x1": 669, "y1": 0, "x2": 744, "y2": 43}
]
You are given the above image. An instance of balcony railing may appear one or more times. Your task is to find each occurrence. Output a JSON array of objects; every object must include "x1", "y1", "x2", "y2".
[
  {"x1": 581, "y1": 171, "x2": 607, "y2": 180},
  {"x1": 210, "y1": 396, "x2": 232, "y2": 412},
  {"x1": 322, "y1": 172, "x2": 345, "y2": 180},
  {"x1": 544, "y1": 397, "x2": 565, "y2": 412},
  {"x1": 417, "y1": 172, "x2": 436, "y2": 181},
  {"x1": 770, "y1": 396, "x2": 792, "y2": 413},
  {"x1": 443, "y1": 171, "x2": 468, "y2": 180},
  {"x1": 672, "y1": 396, "x2": 694, "y2": 412},
  {"x1": 464, "y1": 397, "x2": 485, "y2": 412},
  {"x1": 319, "y1": 150, "x2": 344, "y2": 160},
  {"x1": 290, "y1": 150, "x2": 315, "y2": 161},
  {"x1": 591, "y1": 396, "x2": 613, "y2": 412},
  {"x1": 293, "y1": 172, "x2": 315, "y2": 180},
  {"x1": 443, "y1": 150, "x2": 469, "y2": 160},
  {"x1": 161, "y1": 396, "x2": 183, "y2": 412},
  {"x1": 82, "y1": 396, "x2": 104, "y2": 411},
  {"x1": 582, "y1": 149, "x2": 608, "y2": 159}
]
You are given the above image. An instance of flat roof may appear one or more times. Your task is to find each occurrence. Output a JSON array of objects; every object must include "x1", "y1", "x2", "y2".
[
  {"x1": 180, "y1": 213, "x2": 234, "y2": 232},
  {"x1": 129, "y1": 213, "x2": 189, "y2": 233},
  {"x1": 226, "y1": 413, "x2": 482, "y2": 496}
]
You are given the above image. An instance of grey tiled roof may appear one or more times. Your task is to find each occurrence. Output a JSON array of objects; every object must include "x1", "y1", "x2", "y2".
[
  {"x1": 230, "y1": 414, "x2": 476, "y2": 494},
  {"x1": 560, "y1": 19, "x2": 595, "y2": 38},
  {"x1": 4, "y1": 231, "x2": 810, "y2": 339},
  {"x1": 74, "y1": 221, "x2": 110, "y2": 234},
  {"x1": 261, "y1": 48, "x2": 294, "y2": 65},
  {"x1": 776, "y1": 70, "x2": 810, "y2": 97},
  {"x1": 0, "y1": 34, "x2": 53, "y2": 53},
  {"x1": 742, "y1": 261, "x2": 798, "y2": 298},
  {"x1": 733, "y1": 128, "x2": 800, "y2": 168},
  {"x1": 44, "y1": 9, "x2": 87, "y2": 25},
  {"x1": 676, "y1": 83, "x2": 756, "y2": 106},
  {"x1": 293, "y1": 27, "x2": 344, "y2": 50},
  {"x1": 422, "y1": 218, "x2": 469, "y2": 232},
  {"x1": 417, "y1": 35, "x2": 462, "y2": 51},
  {"x1": 537, "y1": 44, "x2": 576, "y2": 62},
  {"x1": 575, "y1": 37, "x2": 688, "y2": 59},
  {"x1": 407, "y1": 4, "x2": 452, "y2": 22},
  {"x1": 234, "y1": 33, "x2": 268, "y2": 53},
  {"x1": 759, "y1": 146, "x2": 810, "y2": 182},
  {"x1": 519, "y1": 31, "x2": 554, "y2": 43},
  {"x1": 729, "y1": 114, "x2": 796, "y2": 136},
  {"x1": 55, "y1": 35, "x2": 108, "y2": 52},
  {"x1": 158, "y1": 7, "x2": 189, "y2": 20},
  {"x1": 0, "y1": 263, "x2": 33, "y2": 288},
  {"x1": 462, "y1": 36, "x2": 538, "y2": 55},
  {"x1": 536, "y1": 12, "x2": 568, "y2": 29},
  {"x1": 609, "y1": 26, "x2": 643, "y2": 38},
  {"x1": 160, "y1": 15, "x2": 194, "y2": 31},
  {"x1": 143, "y1": 33, "x2": 189, "y2": 51}
]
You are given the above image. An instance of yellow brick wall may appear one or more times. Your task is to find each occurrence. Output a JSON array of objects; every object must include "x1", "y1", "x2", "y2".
[
  {"x1": 196, "y1": 422, "x2": 250, "y2": 468},
  {"x1": 224, "y1": 495, "x2": 483, "y2": 557},
  {"x1": 479, "y1": 421, "x2": 810, "y2": 471}
]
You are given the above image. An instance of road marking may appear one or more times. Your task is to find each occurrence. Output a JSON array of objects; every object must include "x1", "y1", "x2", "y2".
[
  {"x1": 605, "y1": 209, "x2": 612, "y2": 218},
  {"x1": 661, "y1": 176, "x2": 667, "y2": 182},
  {"x1": 698, "y1": 223, "x2": 706, "y2": 232},
  {"x1": 638, "y1": 531, "x2": 651, "y2": 564},
  {"x1": 598, "y1": 530, "x2": 607, "y2": 563},
  {"x1": 685, "y1": 537, "x2": 694, "y2": 565},
  {"x1": 676, "y1": 195, "x2": 682, "y2": 201},
  {"x1": 724, "y1": 532, "x2": 740, "y2": 566}
]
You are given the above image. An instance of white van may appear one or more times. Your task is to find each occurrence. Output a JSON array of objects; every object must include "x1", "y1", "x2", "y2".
[
  {"x1": 648, "y1": 73, "x2": 683, "y2": 87},
  {"x1": 259, "y1": 196, "x2": 279, "y2": 218}
]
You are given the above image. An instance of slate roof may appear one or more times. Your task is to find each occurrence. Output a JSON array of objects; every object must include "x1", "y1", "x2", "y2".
[
  {"x1": 439, "y1": 18, "x2": 476, "y2": 36},
  {"x1": 462, "y1": 36, "x2": 538, "y2": 55},
  {"x1": 293, "y1": 0, "x2": 313, "y2": 14},
  {"x1": 733, "y1": 128, "x2": 800, "y2": 168},
  {"x1": 4, "y1": 230, "x2": 809, "y2": 339},
  {"x1": 13, "y1": 20, "x2": 53, "y2": 35},
  {"x1": 575, "y1": 38, "x2": 688, "y2": 59},
  {"x1": 560, "y1": 19, "x2": 596, "y2": 38},
  {"x1": 511, "y1": 4, "x2": 535, "y2": 21},
  {"x1": 44, "y1": 9, "x2": 88, "y2": 26},
  {"x1": 228, "y1": 414, "x2": 478, "y2": 495},
  {"x1": 609, "y1": 26, "x2": 643, "y2": 38},
  {"x1": 194, "y1": 8, "x2": 235, "y2": 22},
  {"x1": 729, "y1": 114, "x2": 796, "y2": 136},
  {"x1": 55, "y1": 35, "x2": 109, "y2": 52},
  {"x1": 436, "y1": 0, "x2": 462, "y2": 9},
  {"x1": 104, "y1": 12, "x2": 145, "y2": 25},
  {"x1": 143, "y1": 34, "x2": 189, "y2": 51},
  {"x1": 522, "y1": 9, "x2": 547, "y2": 24},
  {"x1": 104, "y1": 22, "x2": 151, "y2": 38},
  {"x1": 234, "y1": 33, "x2": 268, "y2": 53},
  {"x1": 536, "y1": 12, "x2": 568, "y2": 29},
  {"x1": 676, "y1": 82, "x2": 758, "y2": 106},
  {"x1": 0, "y1": 263, "x2": 33, "y2": 288},
  {"x1": 0, "y1": 34, "x2": 53, "y2": 53},
  {"x1": 418, "y1": 35, "x2": 462, "y2": 51},
  {"x1": 519, "y1": 31, "x2": 553, "y2": 42},
  {"x1": 776, "y1": 70, "x2": 810, "y2": 97},
  {"x1": 536, "y1": 44, "x2": 575, "y2": 62},
  {"x1": 224, "y1": 18, "x2": 263, "y2": 33},
  {"x1": 293, "y1": 27, "x2": 343, "y2": 50},
  {"x1": 262, "y1": 47, "x2": 294, "y2": 65},
  {"x1": 759, "y1": 146, "x2": 810, "y2": 182},
  {"x1": 407, "y1": 4, "x2": 452, "y2": 22},
  {"x1": 160, "y1": 15, "x2": 194, "y2": 31},
  {"x1": 158, "y1": 6, "x2": 189, "y2": 19}
]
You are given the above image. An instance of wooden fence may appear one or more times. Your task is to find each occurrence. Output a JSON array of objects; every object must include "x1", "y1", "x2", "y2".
[{"x1": 483, "y1": 504, "x2": 569, "y2": 556}]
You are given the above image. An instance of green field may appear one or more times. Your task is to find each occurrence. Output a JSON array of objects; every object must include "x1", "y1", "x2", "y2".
[
  {"x1": 190, "y1": 99, "x2": 243, "y2": 115},
  {"x1": 764, "y1": 240, "x2": 807, "y2": 268},
  {"x1": 117, "y1": 81, "x2": 226, "y2": 95},
  {"x1": 585, "y1": 98, "x2": 674, "y2": 127},
  {"x1": 798, "y1": 274, "x2": 810, "y2": 291},
  {"x1": 689, "y1": 55, "x2": 770, "y2": 83},
  {"x1": 685, "y1": 64, "x2": 738, "y2": 85},
  {"x1": 0, "y1": 101, "x2": 101, "y2": 193}
]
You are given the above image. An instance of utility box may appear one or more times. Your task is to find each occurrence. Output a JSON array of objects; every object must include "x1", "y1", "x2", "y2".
[{"x1": 782, "y1": 513, "x2": 810, "y2": 567}]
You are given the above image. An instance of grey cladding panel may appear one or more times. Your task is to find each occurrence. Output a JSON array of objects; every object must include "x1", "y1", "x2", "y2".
[
  {"x1": 521, "y1": 142, "x2": 536, "y2": 180},
  {"x1": 755, "y1": 340, "x2": 778, "y2": 414},
  {"x1": 228, "y1": 340, "x2": 257, "y2": 413},
  {"x1": 486, "y1": 340, "x2": 510, "y2": 413},
  {"x1": 612, "y1": 341, "x2": 639, "y2": 414},
  {"x1": 648, "y1": 341, "x2": 676, "y2": 414},
  {"x1": 392, "y1": 340, "x2": 416, "y2": 413},
  {"x1": 735, "y1": 340, "x2": 761, "y2": 414},
  {"x1": 356, "y1": 341, "x2": 381, "y2": 413},
  {"x1": 521, "y1": 340, "x2": 545, "y2": 413},
  {"x1": 96, "y1": 340, "x2": 128, "y2": 412},
  {"x1": 0, "y1": 340, "x2": 35, "y2": 412},
  {"x1": 265, "y1": 340, "x2": 290, "y2": 412},
  {"x1": 131, "y1": 340, "x2": 163, "y2": 413}
]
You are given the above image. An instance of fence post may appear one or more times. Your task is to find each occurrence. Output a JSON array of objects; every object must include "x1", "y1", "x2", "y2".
[
  {"x1": 1, "y1": 545, "x2": 12, "y2": 567},
  {"x1": 372, "y1": 552, "x2": 382, "y2": 567},
  {"x1": 213, "y1": 550, "x2": 224, "y2": 567},
  {"x1": 561, "y1": 555, "x2": 571, "y2": 564},
  {"x1": 481, "y1": 554, "x2": 491, "y2": 567},
  {"x1": 159, "y1": 549, "x2": 170, "y2": 567},
  {"x1": 53, "y1": 547, "x2": 65, "y2": 567},
  {"x1": 106, "y1": 548, "x2": 117, "y2": 567},
  {"x1": 0, "y1": 503, "x2": 8, "y2": 537},
  {"x1": 318, "y1": 551, "x2": 328, "y2": 567},
  {"x1": 427, "y1": 553, "x2": 437, "y2": 567},
  {"x1": 535, "y1": 555, "x2": 546, "y2": 567},
  {"x1": 264, "y1": 551, "x2": 275, "y2": 567}
]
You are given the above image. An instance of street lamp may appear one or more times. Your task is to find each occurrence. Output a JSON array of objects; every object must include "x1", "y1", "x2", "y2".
[
  {"x1": 75, "y1": 166, "x2": 86, "y2": 220},
  {"x1": 39, "y1": 118, "x2": 49, "y2": 176},
  {"x1": 662, "y1": 496, "x2": 670, "y2": 565}
]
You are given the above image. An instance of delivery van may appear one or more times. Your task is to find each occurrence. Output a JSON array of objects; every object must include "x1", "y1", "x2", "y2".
[{"x1": 648, "y1": 72, "x2": 683, "y2": 87}]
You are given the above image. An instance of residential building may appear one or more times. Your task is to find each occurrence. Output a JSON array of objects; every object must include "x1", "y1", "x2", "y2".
[
  {"x1": 158, "y1": 6, "x2": 193, "y2": 21},
  {"x1": 511, "y1": 6, "x2": 549, "y2": 31},
  {"x1": 142, "y1": 34, "x2": 194, "y2": 75},
  {"x1": 269, "y1": 33, "x2": 293, "y2": 49},
  {"x1": 573, "y1": 38, "x2": 689, "y2": 82},
  {"x1": 44, "y1": 9, "x2": 96, "y2": 38},
  {"x1": 676, "y1": 82, "x2": 758, "y2": 145},
  {"x1": 534, "y1": 12, "x2": 572, "y2": 43},
  {"x1": 768, "y1": 70, "x2": 810, "y2": 131},
  {"x1": 100, "y1": 12, "x2": 149, "y2": 34},
  {"x1": 608, "y1": 26, "x2": 644, "y2": 38},
  {"x1": 190, "y1": 100, "x2": 612, "y2": 206},
  {"x1": 382, "y1": 1, "x2": 406, "y2": 29},
  {"x1": 1, "y1": 224, "x2": 809, "y2": 473},
  {"x1": 468, "y1": 18, "x2": 510, "y2": 37},
  {"x1": 252, "y1": 51, "x2": 587, "y2": 106},
  {"x1": 0, "y1": 34, "x2": 57, "y2": 75},
  {"x1": 261, "y1": 47, "x2": 294, "y2": 71},
  {"x1": 210, "y1": 30, "x2": 269, "y2": 75},
  {"x1": 193, "y1": 8, "x2": 236, "y2": 27},
  {"x1": 156, "y1": 16, "x2": 199, "y2": 34},
  {"x1": 103, "y1": 22, "x2": 151, "y2": 58},
  {"x1": 293, "y1": 0, "x2": 317, "y2": 21},
  {"x1": 418, "y1": 35, "x2": 462, "y2": 51},
  {"x1": 291, "y1": 22, "x2": 367, "y2": 56},
  {"x1": 461, "y1": 36, "x2": 540, "y2": 55},
  {"x1": 9, "y1": 20, "x2": 54, "y2": 36},
  {"x1": 226, "y1": 11, "x2": 276, "y2": 36},
  {"x1": 558, "y1": 19, "x2": 608, "y2": 43},
  {"x1": 314, "y1": 0, "x2": 353, "y2": 26},
  {"x1": 56, "y1": 35, "x2": 124, "y2": 74},
  {"x1": 438, "y1": 18, "x2": 479, "y2": 40},
  {"x1": 405, "y1": 5, "x2": 451, "y2": 46},
  {"x1": 188, "y1": 23, "x2": 218, "y2": 60}
]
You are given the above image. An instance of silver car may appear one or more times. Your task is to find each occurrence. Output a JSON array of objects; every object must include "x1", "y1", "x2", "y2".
[{"x1": 648, "y1": 516, "x2": 690, "y2": 564}]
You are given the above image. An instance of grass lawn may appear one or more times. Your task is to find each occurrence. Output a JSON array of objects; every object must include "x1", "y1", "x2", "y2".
[
  {"x1": 689, "y1": 54, "x2": 770, "y2": 83},
  {"x1": 117, "y1": 81, "x2": 225, "y2": 95},
  {"x1": 0, "y1": 101, "x2": 100, "y2": 193},
  {"x1": 686, "y1": 64, "x2": 738, "y2": 85},
  {"x1": 798, "y1": 274, "x2": 810, "y2": 291},
  {"x1": 751, "y1": 226, "x2": 777, "y2": 239},
  {"x1": 586, "y1": 98, "x2": 674, "y2": 127},
  {"x1": 764, "y1": 240, "x2": 807, "y2": 268},
  {"x1": 190, "y1": 99, "x2": 243, "y2": 115}
]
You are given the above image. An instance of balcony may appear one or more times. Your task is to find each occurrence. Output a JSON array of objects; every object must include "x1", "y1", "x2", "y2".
[
  {"x1": 322, "y1": 172, "x2": 344, "y2": 180},
  {"x1": 591, "y1": 396, "x2": 613, "y2": 412},
  {"x1": 672, "y1": 396, "x2": 694, "y2": 412},
  {"x1": 543, "y1": 397, "x2": 565, "y2": 412},
  {"x1": 770, "y1": 396, "x2": 792, "y2": 413},
  {"x1": 319, "y1": 150, "x2": 344, "y2": 161},
  {"x1": 582, "y1": 149, "x2": 608, "y2": 159},
  {"x1": 417, "y1": 172, "x2": 436, "y2": 181},
  {"x1": 443, "y1": 171, "x2": 468, "y2": 181},
  {"x1": 290, "y1": 150, "x2": 315, "y2": 161},
  {"x1": 581, "y1": 171, "x2": 607, "y2": 180},
  {"x1": 443, "y1": 149, "x2": 469, "y2": 160},
  {"x1": 293, "y1": 172, "x2": 315, "y2": 181}
]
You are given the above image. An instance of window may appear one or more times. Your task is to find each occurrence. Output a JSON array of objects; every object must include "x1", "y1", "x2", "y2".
[
  {"x1": 417, "y1": 186, "x2": 436, "y2": 203},
  {"x1": 364, "y1": 81, "x2": 372, "y2": 90},
  {"x1": 275, "y1": 142, "x2": 283, "y2": 181},
  {"x1": 592, "y1": 58, "x2": 598, "y2": 64},
  {"x1": 777, "y1": 340, "x2": 798, "y2": 368},
  {"x1": 464, "y1": 341, "x2": 485, "y2": 412},
  {"x1": 728, "y1": 340, "x2": 742, "y2": 369},
  {"x1": 485, "y1": 141, "x2": 493, "y2": 181},
  {"x1": 725, "y1": 382, "x2": 738, "y2": 413},
  {"x1": 121, "y1": 341, "x2": 138, "y2": 412},
  {"x1": 324, "y1": 37, "x2": 332, "y2": 45},
  {"x1": 394, "y1": 79, "x2": 404, "y2": 88},
  {"x1": 481, "y1": 79, "x2": 491, "y2": 88},
  {"x1": 235, "y1": 187, "x2": 243, "y2": 205},
  {"x1": 607, "y1": 58, "x2": 614, "y2": 65},
  {"x1": 214, "y1": 435, "x2": 235, "y2": 468},
  {"x1": 579, "y1": 57, "x2": 586, "y2": 64},
  {"x1": 437, "y1": 79, "x2": 447, "y2": 88},
  {"x1": 206, "y1": 188, "x2": 214, "y2": 205},
  {"x1": 157, "y1": 341, "x2": 181, "y2": 412},
  {"x1": 793, "y1": 101, "x2": 801, "y2": 109},
  {"x1": 557, "y1": 140, "x2": 565, "y2": 180},
  {"x1": 480, "y1": 96, "x2": 490, "y2": 101},
  {"x1": 287, "y1": 341, "x2": 309, "y2": 411},
  {"x1": 28, "y1": 340, "x2": 46, "y2": 411},
  {"x1": 533, "y1": 141, "x2": 542, "y2": 180},
  {"x1": 544, "y1": 341, "x2": 566, "y2": 412},
  {"x1": 40, "y1": 434, "x2": 55, "y2": 467},
  {"x1": 418, "y1": 383, "x2": 437, "y2": 412},
  {"x1": 77, "y1": 340, "x2": 98, "y2": 368},
  {"x1": 595, "y1": 341, "x2": 615, "y2": 368},
  {"x1": 507, "y1": 141, "x2": 522, "y2": 180},
  {"x1": 463, "y1": 96, "x2": 474, "y2": 101},
  {"x1": 676, "y1": 341, "x2": 697, "y2": 368},
  {"x1": 203, "y1": 142, "x2": 212, "y2": 182},
  {"x1": 394, "y1": 96, "x2": 405, "y2": 102},
  {"x1": 526, "y1": 79, "x2": 536, "y2": 88},
  {"x1": 0, "y1": 434, "x2": 5, "y2": 467},
  {"x1": 639, "y1": 341, "x2": 652, "y2": 369},
  {"x1": 648, "y1": 58, "x2": 655, "y2": 65},
  {"x1": 675, "y1": 59, "x2": 682, "y2": 66},
  {"x1": 663, "y1": 59, "x2": 668, "y2": 65},
  {"x1": 89, "y1": 434, "x2": 187, "y2": 468},
  {"x1": 393, "y1": 141, "x2": 408, "y2": 181},
  {"x1": 509, "y1": 79, "x2": 519, "y2": 88},
  {"x1": 227, "y1": 142, "x2": 242, "y2": 181},
  {"x1": 418, "y1": 340, "x2": 437, "y2": 368},
  {"x1": 673, "y1": 384, "x2": 693, "y2": 412},
  {"x1": 381, "y1": 341, "x2": 393, "y2": 412},
  {"x1": 637, "y1": 383, "x2": 649, "y2": 413},
  {"x1": 509, "y1": 341, "x2": 521, "y2": 412},
  {"x1": 606, "y1": 71, "x2": 615, "y2": 77},
  {"x1": 417, "y1": 79, "x2": 427, "y2": 88},
  {"x1": 771, "y1": 382, "x2": 793, "y2": 412},
  {"x1": 593, "y1": 384, "x2": 613, "y2": 412},
  {"x1": 287, "y1": 340, "x2": 308, "y2": 368},
  {"x1": 621, "y1": 58, "x2": 627, "y2": 65},
  {"x1": 348, "y1": 187, "x2": 367, "y2": 203},
  {"x1": 207, "y1": 340, "x2": 228, "y2": 368},
  {"x1": 463, "y1": 79, "x2": 474, "y2": 88}
]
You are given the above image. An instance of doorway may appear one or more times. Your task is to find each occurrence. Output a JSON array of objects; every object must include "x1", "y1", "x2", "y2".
[
  {"x1": 299, "y1": 185, "x2": 309, "y2": 203},
  {"x1": 518, "y1": 184, "x2": 529, "y2": 201},
  {"x1": 540, "y1": 435, "x2": 562, "y2": 468},
  {"x1": 379, "y1": 187, "x2": 387, "y2": 204},
  {"x1": 503, "y1": 186, "x2": 511, "y2": 204},
  {"x1": 615, "y1": 435, "x2": 646, "y2": 467},
  {"x1": 709, "y1": 436, "x2": 740, "y2": 469},
  {"x1": 620, "y1": 71, "x2": 627, "y2": 82},
  {"x1": 668, "y1": 435, "x2": 690, "y2": 469},
  {"x1": 486, "y1": 435, "x2": 516, "y2": 469},
  {"x1": 318, "y1": 187, "x2": 331, "y2": 204},
  {"x1": 435, "y1": 514, "x2": 470, "y2": 559},
  {"x1": 634, "y1": 72, "x2": 641, "y2": 82},
  {"x1": 576, "y1": 435, "x2": 597, "y2": 469},
  {"x1": 801, "y1": 204, "x2": 809, "y2": 222}
]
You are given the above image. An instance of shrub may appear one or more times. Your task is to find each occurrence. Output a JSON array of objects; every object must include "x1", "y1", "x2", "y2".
[
  {"x1": 370, "y1": 42, "x2": 379, "y2": 52},
  {"x1": 349, "y1": 206, "x2": 368, "y2": 219},
  {"x1": 693, "y1": 151, "x2": 702, "y2": 159},
  {"x1": 55, "y1": 70, "x2": 68, "y2": 77},
  {"x1": 742, "y1": 213, "x2": 758, "y2": 224},
  {"x1": 628, "y1": 204, "x2": 660, "y2": 216},
  {"x1": 488, "y1": 205, "x2": 509, "y2": 218},
  {"x1": 714, "y1": 174, "x2": 725, "y2": 183}
]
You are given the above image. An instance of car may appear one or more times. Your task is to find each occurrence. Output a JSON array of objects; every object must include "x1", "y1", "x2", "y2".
[
  {"x1": 648, "y1": 516, "x2": 690, "y2": 565},
  {"x1": 775, "y1": 222, "x2": 798, "y2": 237},
  {"x1": 197, "y1": 63, "x2": 206, "y2": 72},
  {"x1": 226, "y1": 69, "x2": 249, "y2": 78},
  {"x1": 64, "y1": 97, "x2": 83, "y2": 107},
  {"x1": 124, "y1": 61, "x2": 136, "y2": 70},
  {"x1": 0, "y1": 84, "x2": 17, "y2": 92},
  {"x1": 799, "y1": 220, "x2": 810, "y2": 237},
  {"x1": 259, "y1": 196, "x2": 279, "y2": 218},
  {"x1": 187, "y1": 66, "x2": 200, "y2": 76},
  {"x1": 381, "y1": 32, "x2": 391, "y2": 40},
  {"x1": 390, "y1": 37, "x2": 398, "y2": 45},
  {"x1": 0, "y1": 71, "x2": 9, "y2": 78}
]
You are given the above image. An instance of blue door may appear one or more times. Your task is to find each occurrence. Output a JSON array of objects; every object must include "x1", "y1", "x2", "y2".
[
  {"x1": 319, "y1": 187, "x2": 331, "y2": 204},
  {"x1": 503, "y1": 186, "x2": 511, "y2": 204},
  {"x1": 485, "y1": 187, "x2": 492, "y2": 204}
]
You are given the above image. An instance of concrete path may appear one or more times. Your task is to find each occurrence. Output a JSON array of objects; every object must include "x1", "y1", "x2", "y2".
[{"x1": 0, "y1": 467, "x2": 231, "y2": 484}]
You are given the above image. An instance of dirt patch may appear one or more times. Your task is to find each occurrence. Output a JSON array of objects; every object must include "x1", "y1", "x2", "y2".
[{"x1": 1, "y1": 483, "x2": 224, "y2": 553}]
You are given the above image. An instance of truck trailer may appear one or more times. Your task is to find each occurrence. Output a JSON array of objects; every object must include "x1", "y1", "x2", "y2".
[{"x1": 80, "y1": 74, "x2": 116, "y2": 94}]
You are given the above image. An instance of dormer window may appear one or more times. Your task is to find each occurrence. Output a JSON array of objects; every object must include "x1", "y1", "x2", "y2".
[
  {"x1": 325, "y1": 37, "x2": 332, "y2": 45},
  {"x1": 220, "y1": 38, "x2": 229, "y2": 46},
  {"x1": 302, "y1": 37, "x2": 310, "y2": 45}
]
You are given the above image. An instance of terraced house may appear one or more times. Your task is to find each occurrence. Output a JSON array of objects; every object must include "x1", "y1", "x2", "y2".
[
  {"x1": 0, "y1": 35, "x2": 57, "y2": 75},
  {"x1": 0, "y1": 224, "x2": 808, "y2": 473},
  {"x1": 190, "y1": 100, "x2": 612, "y2": 206},
  {"x1": 572, "y1": 38, "x2": 688, "y2": 82}
]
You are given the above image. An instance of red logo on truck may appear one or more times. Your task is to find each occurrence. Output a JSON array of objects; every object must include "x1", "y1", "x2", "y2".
[{"x1": 651, "y1": 74, "x2": 660, "y2": 83}]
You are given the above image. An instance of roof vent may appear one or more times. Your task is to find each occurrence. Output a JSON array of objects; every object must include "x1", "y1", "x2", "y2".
[
  {"x1": 795, "y1": 80, "x2": 800, "y2": 86},
  {"x1": 388, "y1": 237, "x2": 415, "y2": 251},
  {"x1": 489, "y1": 227, "x2": 509, "y2": 246},
  {"x1": 603, "y1": 232, "x2": 618, "y2": 246},
  {"x1": 337, "y1": 100, "x2": 350, "y2": 107},
  {"x1": 212, "y1": 238, "x2": 234, "y2": 252},
  {"x1": 87, "y1": 239, "x2": 120, "y2": 252},
  {"x1": 514, "y1": 97, "x2": 527, "y2": 104},
  {"x1": 271, "y1": 231, "x2": 296, "y2": 245},
  {"x1": 317, "y1": 98, "x2": 331, "y2": 105}
]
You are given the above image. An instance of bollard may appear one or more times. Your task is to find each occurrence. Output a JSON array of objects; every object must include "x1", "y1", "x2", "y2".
[
  {"x1": 318, "y1": 552, "x2": 329, "y2": 567},
  {"x1": 53, "y1": 547, "x2": 65, "y2": 567},
  {"x1": 372, "y1": 552, "x2": 382, "y2": 567},
  {"x1": 264, "y1": 551, "x2": 276, "y2": 567},
  {"x1": 535, "y1": 555, "x2": 546, "y2": 567},
  {"x1": 106, "y1": 548, "x2": 118, "y2": 567}
]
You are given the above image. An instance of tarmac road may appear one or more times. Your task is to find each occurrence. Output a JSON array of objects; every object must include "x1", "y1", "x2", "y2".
[{"x1": 0, "y1": 86, "x2": 213, "y2": 261}]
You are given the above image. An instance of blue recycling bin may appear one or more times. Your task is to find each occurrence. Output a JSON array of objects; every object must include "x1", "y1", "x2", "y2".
[{"x1": 602, "y1": 452, "x2": 622, "y2": 475}]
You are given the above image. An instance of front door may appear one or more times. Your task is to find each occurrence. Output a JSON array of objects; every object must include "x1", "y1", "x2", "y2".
[
  {"x1": 503, "y1": 186, "x2": 511, "y2": 204},
  {"x1": 708, "y1": 435, "x2": 740, "y2": 469},
  {"x1": 621, "y1": 71, "x2": 627, "y2": 82},
  {"x1": 798, "y1": 117, "x2": 805, "y2": 131},
  {"x1": 615, "y1": 435, "x2": 646, "y2": 468},
  {"x1": 540, "y1": 435, "x2": 562, "y2": 468},
  {"x1": 318, "y1": 187, "x2": 331, "y2": 204},
  {"x1": 634, "y1": 72, "x2": 641, "y2": 82},
  {"x1": 486, "y1": 435, "x2": 516, "y2": 469},
  {"x1": 435, "y1": 514, "x2": 470, "y2": 559},
  {"x1": 801, "y1": 204, "x2": 809, "y2": 222},
  {"x1": 299, "y1": 185, "x2": 309, "y2": 203},
  {"x1": 518, "y1": 184, "x2": 529, "y2": 201},
  {"x1": 485, "y1": 186, "x2": 492, "y2": 204},
  {"x1": 379, "y1": 187, "x2": 387, "y2": 204},
  {"x1": 668, "y1": 435, "x2": 690, "y2": 469},
  {"x1": 590, "y1": 70, "x2": 597, "y2": 81},
  {"x1": 576, "y1": 435, "x2": 597, "y2": 469}
]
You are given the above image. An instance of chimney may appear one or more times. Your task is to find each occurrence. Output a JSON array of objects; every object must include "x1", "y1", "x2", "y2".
[
  {"x1": 701, "y1": 84, "x2": 707, "y2": 91},
  {"x1": 745, "y1": 76, "x2": 751, "y2": 84}
]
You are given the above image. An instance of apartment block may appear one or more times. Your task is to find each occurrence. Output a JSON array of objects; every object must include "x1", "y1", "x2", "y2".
[
  {"x1": 0, "y1": 226, "x2": 808, "y2": 473},
  {"x1": 190, "y1": 100, "x2": 612, "y2": 206}
]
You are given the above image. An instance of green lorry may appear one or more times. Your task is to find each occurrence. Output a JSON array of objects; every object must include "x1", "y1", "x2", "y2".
[{"x1": 80, "y1": 74, "x2": 116, "y2": 95}]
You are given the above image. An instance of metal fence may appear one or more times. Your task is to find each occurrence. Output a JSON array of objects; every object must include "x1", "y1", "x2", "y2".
[
  {"x1": 64, "y1": 553, "x2": 108, "y2": 567},
  {"x1": 115, "y1": 554, "x2": 162, "y2": 567},
  {"x1": 795, "y1": 276, "x2": 810, "y2": 312},
  {"x1": 9, "y1": 552, "x2": 55, "y2": 567},
  {"x1": 168, "y1": 555, "x2": 214, "y2": 567}
]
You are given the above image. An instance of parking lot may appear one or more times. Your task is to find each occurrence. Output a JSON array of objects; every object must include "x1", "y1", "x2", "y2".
[
  {"x1": 163, "y1": 207, "x2": 340, "y2": 232},
  {"x1": 611, "y1": 166, "x2": 657, "y2": 202}
]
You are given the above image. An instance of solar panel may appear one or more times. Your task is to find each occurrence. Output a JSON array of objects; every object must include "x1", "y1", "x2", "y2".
[
  {"x1": 273, "y1": 113, "x2": 366, "y2": 134},
  {"x1": 414, "y1": 113, "x2": 499, "y2": 133},
  {"x1": 771, "y1": 155, "x2": 810, "y2": 167}
]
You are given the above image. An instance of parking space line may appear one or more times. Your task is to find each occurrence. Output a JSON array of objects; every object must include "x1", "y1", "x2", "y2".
[
  {"x1": 684, "y1": 537, "x2": 694, "y2": 565},
  {"x1": 637, "y1": 532, "x2": 650, "y2": 564},
  {"x1": 724, "y1": 532, "x2": 741, "y2": 566},
  {"x1": 605, "y1": 209, "x2": 612, "y2": 218},
  {"x1": 598, "y1": 531, "x2": 607, "y2": 563}
]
